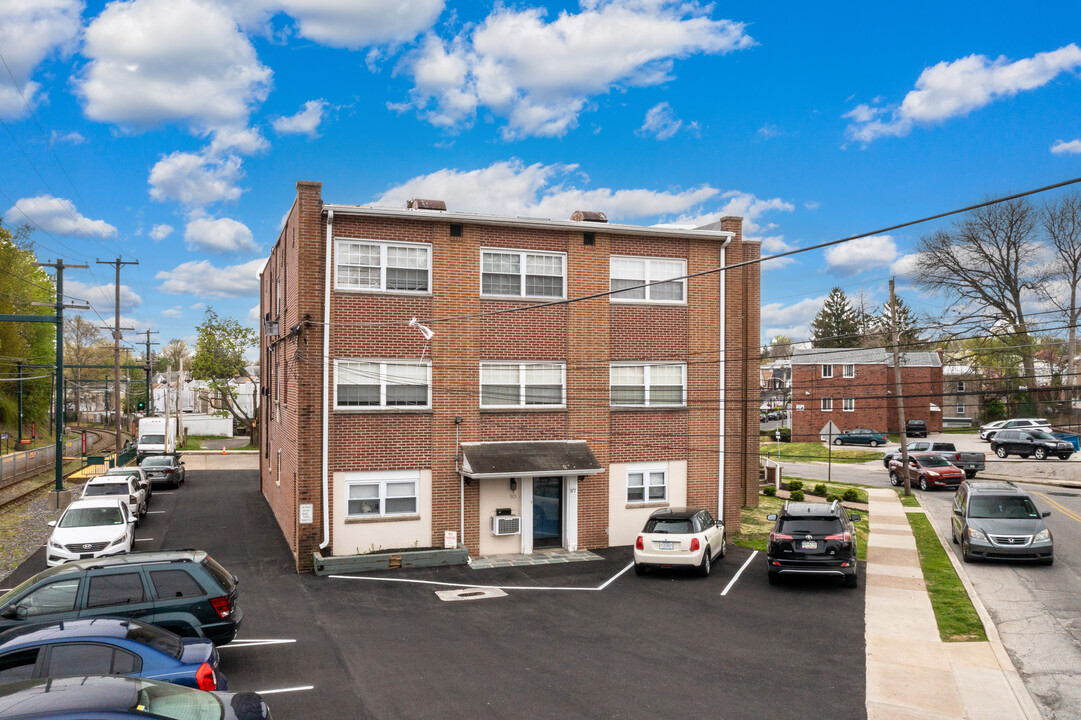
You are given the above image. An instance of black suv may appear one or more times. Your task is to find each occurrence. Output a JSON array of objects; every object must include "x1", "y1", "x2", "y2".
[
  {"x1": 990, "y1": 429, "x2": 1073, "y2": 460},
  {"x1": 0, "y1": 551, "x2": 241, "y2": 645},
  {"x1": 766, "y1": 501, "x2": 861, "y2": 587},
  {"x1": 905, "y1": 419, "x2": 928, "y2": 438}
]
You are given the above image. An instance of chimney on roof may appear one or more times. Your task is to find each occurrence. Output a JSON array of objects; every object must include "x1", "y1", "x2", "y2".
[
  {"x1": 408, "y1": 199, "x2": 447, "y2": 211},
  {"x1": 571, "y1": 210, "x2": 608, "y2": 223}
]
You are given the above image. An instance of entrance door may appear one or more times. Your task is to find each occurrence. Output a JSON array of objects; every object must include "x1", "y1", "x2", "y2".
[{"x1": 532, "y1": 476, "x2": 563, "y2": 549}]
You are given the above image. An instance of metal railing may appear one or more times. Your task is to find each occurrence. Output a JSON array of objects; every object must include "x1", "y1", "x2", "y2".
[{"x1": 0, "y1": 438, "x2": 77, "y2": 491}]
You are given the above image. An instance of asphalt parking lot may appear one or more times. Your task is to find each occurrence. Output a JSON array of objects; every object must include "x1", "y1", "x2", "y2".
[{"x1": 2, "y1": 470, "x2": 867, "y2": 719}]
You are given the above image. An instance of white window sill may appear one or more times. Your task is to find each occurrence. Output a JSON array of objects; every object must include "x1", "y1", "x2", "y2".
[
  {"x1": 480, "y1": 406, "x2": 567, "y2": 413},
  {"x1": 609, "y1": 299, "x2": 688, "y2": 307},
  {"x1": 334, "y1": 407, "x2": 433, "y2": 414},
  {"x1": 625, "y1": 501, "x2": 669, "y2": 509},
  {"x1": 345, "y1": 514, "x2": 421, "y2": 525},
  {"x1": 333, "y1": 288, "x2": 432, "y2": 297},
  {"x1": 480, "y1": 294, "x2": 565, "y2": 302}
]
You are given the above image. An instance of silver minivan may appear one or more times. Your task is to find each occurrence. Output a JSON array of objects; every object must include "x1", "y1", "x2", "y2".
[{"x1": 951, "y1": 480, "x2": 1053, "y2": 565}]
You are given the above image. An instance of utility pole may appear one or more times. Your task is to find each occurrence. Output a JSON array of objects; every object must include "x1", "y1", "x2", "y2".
[
  {"x1": 97, "y1": 257, "x2": 138, "y2": 457},
  {"x1": 143, "y1": 329, "x2": 159, "y2": 414},
  {"x1": 16, "y1": 360, "x2": 23, "y2": 444},
  {"x1": 890, "y1": 278, "x2": 912, "y2": 496}
]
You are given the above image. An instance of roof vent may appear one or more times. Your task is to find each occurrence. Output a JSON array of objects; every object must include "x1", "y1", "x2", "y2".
[
  {"x1": 571, "y1": 210, "x2": 608, "y2": 223},
  {"x1": 408, "y1": 198, "x2": 447, "y2": 211}
]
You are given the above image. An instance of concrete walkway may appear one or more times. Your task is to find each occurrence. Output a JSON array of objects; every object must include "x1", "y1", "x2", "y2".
[{"x1": 864, "y1": 487, "x2": 1042, "y2": 719}]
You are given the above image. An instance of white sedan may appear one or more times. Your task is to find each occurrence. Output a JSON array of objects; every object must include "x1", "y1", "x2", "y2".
[
  {"x1": 46, "y1": 497, "x2": 135, "y2": 567},
  {"x1": 633, "y1": 507, "x2": 727, "y2": 577}
]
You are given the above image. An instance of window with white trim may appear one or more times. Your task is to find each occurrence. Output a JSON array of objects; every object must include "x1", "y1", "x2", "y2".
[
  {"x1": 821, "y1": 397, "x2": 833, "y2": 411},
  {"x1": 821, "y1": 364, "x2": 833, "y2": 378},
  {"x1": 481, "y1": 249, "x2": 565, "y2": 298},
  {"x1": 843, "y1": 398, "x2": 855, "y2": 412},
  {"x1": 480, "y1": 363, "x2": 565, "y2": 408},
  {"x1": 626, "y1": 463, "x2": 668, "y2": 503},
  {"x1": 610, "y1": 364, "x2": 686, "y2": 406},
  {"x1": 957, "y1": 405, "x2": 966, "y2": 415},
  {"x1": 610, "y1": 256, "x2": 686, "y2": 303},
  {"x1": 345, "y1": 471, "x2": 419, "y2": 517},
  {"x1": 335, "y1": 360, "x2": 430, "y2": 409},
  {"x1": 842, "y1": 364, "x2": 855, "y2": 378},
  {"x1": 335, "y1": 239, "x2": 430, "y2": 293}
]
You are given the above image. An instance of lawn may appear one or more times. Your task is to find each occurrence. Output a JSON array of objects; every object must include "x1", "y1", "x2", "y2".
[
  {"x1": 760, "y1": 440, "x2": 883, "y2": 464},
  {"x1": 783, "y1": 478, "x2": 869, "y2": 504},
  {"x1": 907, "y1": 513, "x2": 986, "y2": 642},
  {"x1": 734, "y1": 495, "x2": 869, "y2": 560},
  {"x1": 895, "y1": 490, "x2": 921, "y2": 508}
]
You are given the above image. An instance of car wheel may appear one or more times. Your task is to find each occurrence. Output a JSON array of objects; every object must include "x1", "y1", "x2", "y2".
[
  {"x1": 719, "y1": 532, "x2": 727, "y2": 558},
  {"x1": 1060, "y1": 454, "x2": 1072, "y2": 460},
  {"x1": 767, "y1": 571, "x2": 780, "y2": 585},
  {"x1": 634, "y1": 563, "x2": 646, "y2": 576},
  {"x1": 919, "y1": 477, "x2": 929, "y2": 491},
  {"x1": 1035, "y1": 447, "x2": 1048, "y2": 460},
  {"x1": 961, "y1": 537, "x2": 974, "y2": 563},
  {"x1": 844, "y1": 572, "x2": 858, "y2": 588},
  {"x1": 965, "y1": 470, "x2": 976, "y2": 479},
  {"x1": 833, "y1": 438, "x2": 842, "y2": 445},
  {"x1": 698, "y1": 550, "x2": 711, "y2": 577},
  {"x1": 889, "y1": 471, "x2": 901, "y2": 487},
  {"x1": 140, "y1": 502, "x2": 147, "y2": 518},
  {"x1": 869, "y1": 440, "x2": 879, "y2": 448},
  {"x1": 172, "y1": 477, "x2": 181, "y2": 489},
  {"x1": 995, "y1": 447, "x2": 1008, "y2": 458},
  {"x1": 951, "y1": 525, "x2": 959, "y2": 545}
]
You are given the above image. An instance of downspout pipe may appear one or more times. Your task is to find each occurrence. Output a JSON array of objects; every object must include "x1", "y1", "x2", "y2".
[
  {"x1": 320, "y1": 210, "x2": 333, "y2": 550},
  {"x1": 717, "y1": 235, "x2": 732, "y2": 525}
]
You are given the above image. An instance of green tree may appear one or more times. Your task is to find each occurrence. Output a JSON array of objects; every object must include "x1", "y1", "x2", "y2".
[
  {"x1": 191, "y1": 309, "x2": 258, "y2": 438},
  {"x1": 810, "y1": 287, "x2": 860, "y2": 348},
  {"x1": 866, "y1": 295, "x2": 922, "y2": 348}
]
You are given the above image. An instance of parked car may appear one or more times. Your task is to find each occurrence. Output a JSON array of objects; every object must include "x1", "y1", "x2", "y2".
[
  {"x1": 0, "y1": 550, "x2": 243, "y2": 645},
  {"x1": 0, "y1": 675, "x2": 270, "y2": 720},
  {"x1": 882, "y1": 442, "x2": 985, "y2": 478},
  {"x1": 980, "y1": 418, "x2": 1050, "y2": 442},
  {"x1": 104, "y1": 465, "x2": 152, "y2": 502},
  {"x1": 0, "y1": 618, "x2": 226, "y2": 690},
  {"x1": 951, "y1": 480, "x2": 1053, "y2": 564},
  {"x1": 140, "y1": 454, "x2": 186, "y2": 488},
  {"x1": 45, "y1": 498, "x2": 135, "y2": 567},
  {"x1": 833, "y1": 428, "x2": 887, "y2": 447},
  {"x1": 633, "y1": 507, "x2": 726, "y2": 577},
  {"x1": 766, "y1": 500, "x2": 860, "y2": 587},
  {"x1": 888, "y1": 453, "x2": 966, "y2": 491},
  {"x1": 990, "y1": 429, "x2": 1073, "y2": 460},
  {"x1": 905, "y1": 419, "x2": 928, "y2": 437},
  {"x1": 82, "y1": 475, "x2": 147, "y2": 524}
]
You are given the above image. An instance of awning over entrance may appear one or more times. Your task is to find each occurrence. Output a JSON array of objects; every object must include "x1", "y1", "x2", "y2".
[{"x1": 459, "y1": 440, "x2": 603, "y2": 480}]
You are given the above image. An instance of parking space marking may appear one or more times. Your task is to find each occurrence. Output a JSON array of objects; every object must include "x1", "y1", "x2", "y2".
[
  {"x1": 254, "y1": 685, "x2": 315, "y2": 695},
  {"x1": 220, "y1": 639, "x2": 297, "y2": 649},
  {"x1": 1031, "y1": 490, "x2": 1081, "y2": 524},
  {"x1": 147, "y1": 511, "x2": 166, "y2": 514},
  {"x1": 133, "y1": 538, "x2": 155, "y2": 542},
  {"x1": 330, "y1": 562, "x2": 635, "y2": 593},
  {"x1": 720, "y1": 551, "x2": 758, "y2": 596},
  {"x1": 435, "y1": 587, "x2": 508, "y2": 601}
]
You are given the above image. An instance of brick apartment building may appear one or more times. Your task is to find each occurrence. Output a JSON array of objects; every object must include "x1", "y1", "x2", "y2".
[
  {"x1": 260, "y1": 180, "x2": 761, "y2": 572},
  {"x1": 790, "y1": 347, "x2": 943, "y2": 441}
]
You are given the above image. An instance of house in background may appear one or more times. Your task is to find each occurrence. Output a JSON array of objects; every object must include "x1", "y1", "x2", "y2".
[
  {"x1": 260, "y1": 180, "x2": 762, "y2": 572},
  {"x1": 759, "y1": 360, "x2": 791, "y2": 412},
  {"x1": 942, "y1": 364, "x2": 982, "y2": 426},
  {"x1": 790, "y1": 347, "x2": 943, "y2": 441}
]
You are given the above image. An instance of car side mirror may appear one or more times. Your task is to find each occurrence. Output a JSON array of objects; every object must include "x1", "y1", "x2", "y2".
[
  {"x1": 953, "y1": 508, "x2": 963, "y2": 517},
  {"x1": 47, "y1": 520, "x2": 56, "y2": 527},
  {"x1": 1042, "y1": 511, "x2": 1051, "y2": 518},
  {"x1": 849, "y1": 514, "x2": 861, "y2": 522},
  {"x1": 128, "y1": 516, "x2": 136, "y2": 524},
  {"x1": 766, "y1": 513, "x2": 777, "y2": 521},
  {"x1": 1, "y1": 606, "x2": 27, "y2": 620}
]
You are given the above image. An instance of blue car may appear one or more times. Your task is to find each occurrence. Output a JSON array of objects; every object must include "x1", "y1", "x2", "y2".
[
  {"x1": 0, "y1": 618, "x2": 226, "y2": 691},
  {"x1": 833, "y1": 428, "x2": 888, "y2": 447}
]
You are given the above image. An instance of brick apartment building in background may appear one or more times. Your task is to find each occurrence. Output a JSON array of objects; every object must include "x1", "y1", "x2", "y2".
[
  {"x1": 260, "y1": 181, "x2": 761, "y2": 572},
  {"x1": 790, "y1": 347, "x2": 943, "y2": 442}
]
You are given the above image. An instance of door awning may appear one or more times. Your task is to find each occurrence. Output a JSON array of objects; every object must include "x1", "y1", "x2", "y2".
[{"x1": 459, "y1": 440, "x2": 603, "y2": 479}]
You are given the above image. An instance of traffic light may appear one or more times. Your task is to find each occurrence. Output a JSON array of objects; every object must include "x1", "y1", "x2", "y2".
[{"x1": 137, "y1": 400, "x2": 146, "y2": 412}]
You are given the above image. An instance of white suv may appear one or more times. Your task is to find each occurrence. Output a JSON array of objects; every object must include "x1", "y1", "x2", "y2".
[
  {"x1": 81, "y1": 475, "x2": 147, "y2": 526},
  {"x1": 980, "y1": 418, "x2": 1051, "y2": 442}
]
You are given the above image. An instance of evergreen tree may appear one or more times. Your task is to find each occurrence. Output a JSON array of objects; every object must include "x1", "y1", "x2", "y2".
[
  {"x1": 879, "y1": 295, "x2": 921, "y2": 346},
  {"x1": 810, "y1": 287, "x2": 860, "y2": 348}
]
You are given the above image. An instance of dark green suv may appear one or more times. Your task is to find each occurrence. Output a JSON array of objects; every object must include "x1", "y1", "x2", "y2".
[{"x1": 0, "y1": 551, "x2": 242, "y2": 645}]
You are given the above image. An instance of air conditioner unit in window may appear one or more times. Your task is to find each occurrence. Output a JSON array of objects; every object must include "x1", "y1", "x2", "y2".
[{"x1": 491, "y1": 515, "x2": 521, "y2": 536}]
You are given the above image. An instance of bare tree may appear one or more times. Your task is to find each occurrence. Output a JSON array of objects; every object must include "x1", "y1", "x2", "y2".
[
  {"x1": 64, "y1": 316, "x2": 106, "y2": 425},
  {"x1": 914, "y1": 198, "x2": 1047, "y2": 382},
  {"x1": 159, "y1": 339, "x2": 192, "y2": 373},
  {"x1": 1039, "y1": 192, "x2": 1081, "y2": 386}
]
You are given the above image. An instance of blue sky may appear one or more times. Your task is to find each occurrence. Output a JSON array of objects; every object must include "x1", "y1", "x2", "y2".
[{"x1": 1, "y1": 0, "x2": 1080, "y2": 354}]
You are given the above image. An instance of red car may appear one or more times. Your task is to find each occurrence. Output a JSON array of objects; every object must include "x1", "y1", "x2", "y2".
[{"x1": 888, "y1": 453, "x2": 965, "y2": 490}]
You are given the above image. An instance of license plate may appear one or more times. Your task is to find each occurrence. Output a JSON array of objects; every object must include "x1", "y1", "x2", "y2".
[
  {"x1": 658, "y1": 541, "x2": 674, "y2": 550},
  {"x1": 80, "y1": 553, "x2": 93, "y2": 559},
  {"x1": 801, "y1": 541, "x2": 818, "y2": 550}
]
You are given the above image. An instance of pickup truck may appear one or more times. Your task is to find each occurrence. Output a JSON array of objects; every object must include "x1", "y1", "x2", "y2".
[{"x1": 882, "y1": 441, "x2": 985, "y2": 478}]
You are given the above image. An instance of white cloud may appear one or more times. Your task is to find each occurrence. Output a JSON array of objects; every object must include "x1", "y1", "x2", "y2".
[
  {"x1": 272, "y1": 99, "x2": 327, "y2": 137},
  {"x1": 5, "y1": 195, "x2": 117, "y2": 238},
  {"x1": 190, "y1": 302, "x2": 205, "y2": 310},
  {"x1": 890, "y1": 252, "x2": 923, "y2": 279},
  {"x1": 149, "y1": 151, "x2": 244, "y2": 208},
  {"x1": 162, "y1": 308, "x2": 183, "y2": 318},
  {"x1": 49, "y1": 130, "x2": 85, "y2": 144},
  {"x1": 398, "y1": 1, "x2": 753, "y2": 138},
  {"x1": 0, "y1": 0, "x2": 82, "y2": 119},
  {"x1": 207, "y1": 125, "x2": 269, "y2": 156},
  {"x1": 156, "y1": 258, "x2": 264, "y2": 298},
  {"x1": 1051, "y1": 139, "x2": 1081, "y2": 155},
  {"x1": 150, "y1": 224, "x2": 174, "y2": 241},
  {"x1": 64, "y1": 278, "x2": 142, "y2": 313},
  {"x1": 373, "y1": 159, "x2": 718, "y2": 220},
  {"x1": 757, "y1": 124, "x2": 782, "y2": 140},
  {"x1": 761, "y1": 295, "x2": 828, "y2": 343},
  {"x1": 184, "y1": 216, "x2": 257, "y2": 253},
  {"x1": 637, "y1": 102, "x2": 682, "y2": 140},
  {"x1": 76, "y1": 0, "x2": 272, "y2": 132},
  {"x1": 845, "y1": 44, "x2": 1081, "y2": 144},
  {"x1": 824, "y1": 235, "x2": 899, "y2": 276},
  {"x1": 804, "y1": 201, "x2": 820, "y2": 211},
  {"x1": 271, "y1": 0, "x2": 444, "y2": 49},
  {"x1": 247, "y1": 303, "x2": 260, "y2": 324}
]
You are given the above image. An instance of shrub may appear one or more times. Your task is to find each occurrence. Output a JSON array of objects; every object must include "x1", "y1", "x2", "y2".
[
  {"x1": 786, "y1": 480, "x2": 803, "y2": 491},
  {"x1": 826, "y1": 493, "x2": 842, "y2": 503},
  {"x1": 778, "y1": 426, "x2": 792, "y2": 442},
  {"x1": 762, "y1": 486, "x2": 777, "y2": 497},
  {"x1": 842, "y1": 488, "x2": 860, "y2": 502},
  {"x1": 789, "y1": 489, "x2": 805, "y2": 501},
  {"x1": 813, "y1": 483, "x2": 828, "y2": 496}
]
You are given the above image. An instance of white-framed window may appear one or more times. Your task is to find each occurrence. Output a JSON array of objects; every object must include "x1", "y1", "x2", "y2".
[
  {"x1": 610, "y1": 364, "x2": 686, "y2": 406},
  {"x1": 843, "y1": 398, "x2": 855, "y2": 412},
  {"x1": 610, "y1": 256, "x2": 687, "y2": 303},
  {"x1": 956, "y1": 381, "x2": 966, "y2": 392},
  {"x1": 335, "y1": 360, "x2": 430, "y2": 409},
  {"x1": 480, "y1": 362, "x2": 565, "y2": 408},
  {"x1": 481, "y1": 248, "x2": 565, "y2": 299},
  {"x1": 821, "y1": 364, "x2": 833, "y2": 378},
  {"x1": 957, "y1": 405, "x2": 966, "y2": 415},
  {"x1": 626, "y1": 462, "x2": 668, "y2": 503},
  {"x1": 335, "y1": 239, "x2": 431, "y2": 293},
  {"x1": 345, "y1": 471, "x2": 419, "y2": 518},
  {"x1": 821, "y1": 397, "x2": 833, "y2": 411},
  {"x1": 842, "y1": 364, "x2": 855, "y2": 378}
]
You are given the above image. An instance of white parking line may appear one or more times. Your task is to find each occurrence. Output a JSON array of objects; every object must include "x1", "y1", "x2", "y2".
[
  {"x1": 720, "y1": 550, "x2": 758, "y2": 596},
  {"x1": 152, "y1": 492, "x2": 174, "y2": 495},
  {"x1": 330, "y1": 562, "x2": 635, "y2": 592},
  {"x1": 254, "y1": 685, "x2": 314, "y2": 695},
  {"x1": 147, "y1": 511, "x2": 166, "y2": 514},
  {"x1": 133, "y1": 538, "x2": 154, "y2": 542},
  {"x1": 220, "y1": 639, "x2": 297, "y2": 648}
]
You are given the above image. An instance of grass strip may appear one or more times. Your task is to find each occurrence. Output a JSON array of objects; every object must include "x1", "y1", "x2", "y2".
[
  {"x1": 734, "y1": 495, "x2": 869, "y2": 560},
  {"x1": 895, "y1": 490, "x2": 921, "y2": 508},
  {"x1": 906, "y1": 513, "x2": 986, "y2": 642},
  {"x1": 760, "y1": 440, "x2": 883, "y2": 464}
]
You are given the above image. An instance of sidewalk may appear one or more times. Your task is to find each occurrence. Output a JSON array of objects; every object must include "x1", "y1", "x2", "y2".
[{"x1": 863, "y1": 487, "x2": 1041, "y2": 719}]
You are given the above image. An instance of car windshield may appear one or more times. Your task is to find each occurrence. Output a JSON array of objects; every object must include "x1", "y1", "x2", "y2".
[
  {"x1": 131, "y1": 679, "x2": 224, "y2": 720},
  {"x1": 127, "y1": 621, "x2": 184, "y2": 659},
  {"x1": 1030, "y1": 431, "x2": 1056, "y2": 440},
  {"x1": 139, "y1": 434, "x2": 165, "y2": 444},
  {"x1": 84, "y1": 483, "x2": 128, "y2": 496},
  {"x1": 643, "y1": 518, "x2": 694, "y2": 534},
  {"x1": 142, "y1": 457, "x2": 172, "y2": 467},
  {"x1": 777, "y1": 518, "x2": 843, "y2": 535},
  {"x1": 58, "y1": 506, "x2": 124, "y2": 528},
  {"x1": 919, "y1": 456, "x2": 951, "y2": 467},
  {"x1": 969, "y1": 496, "x2": 1040, "y2": 519}
]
